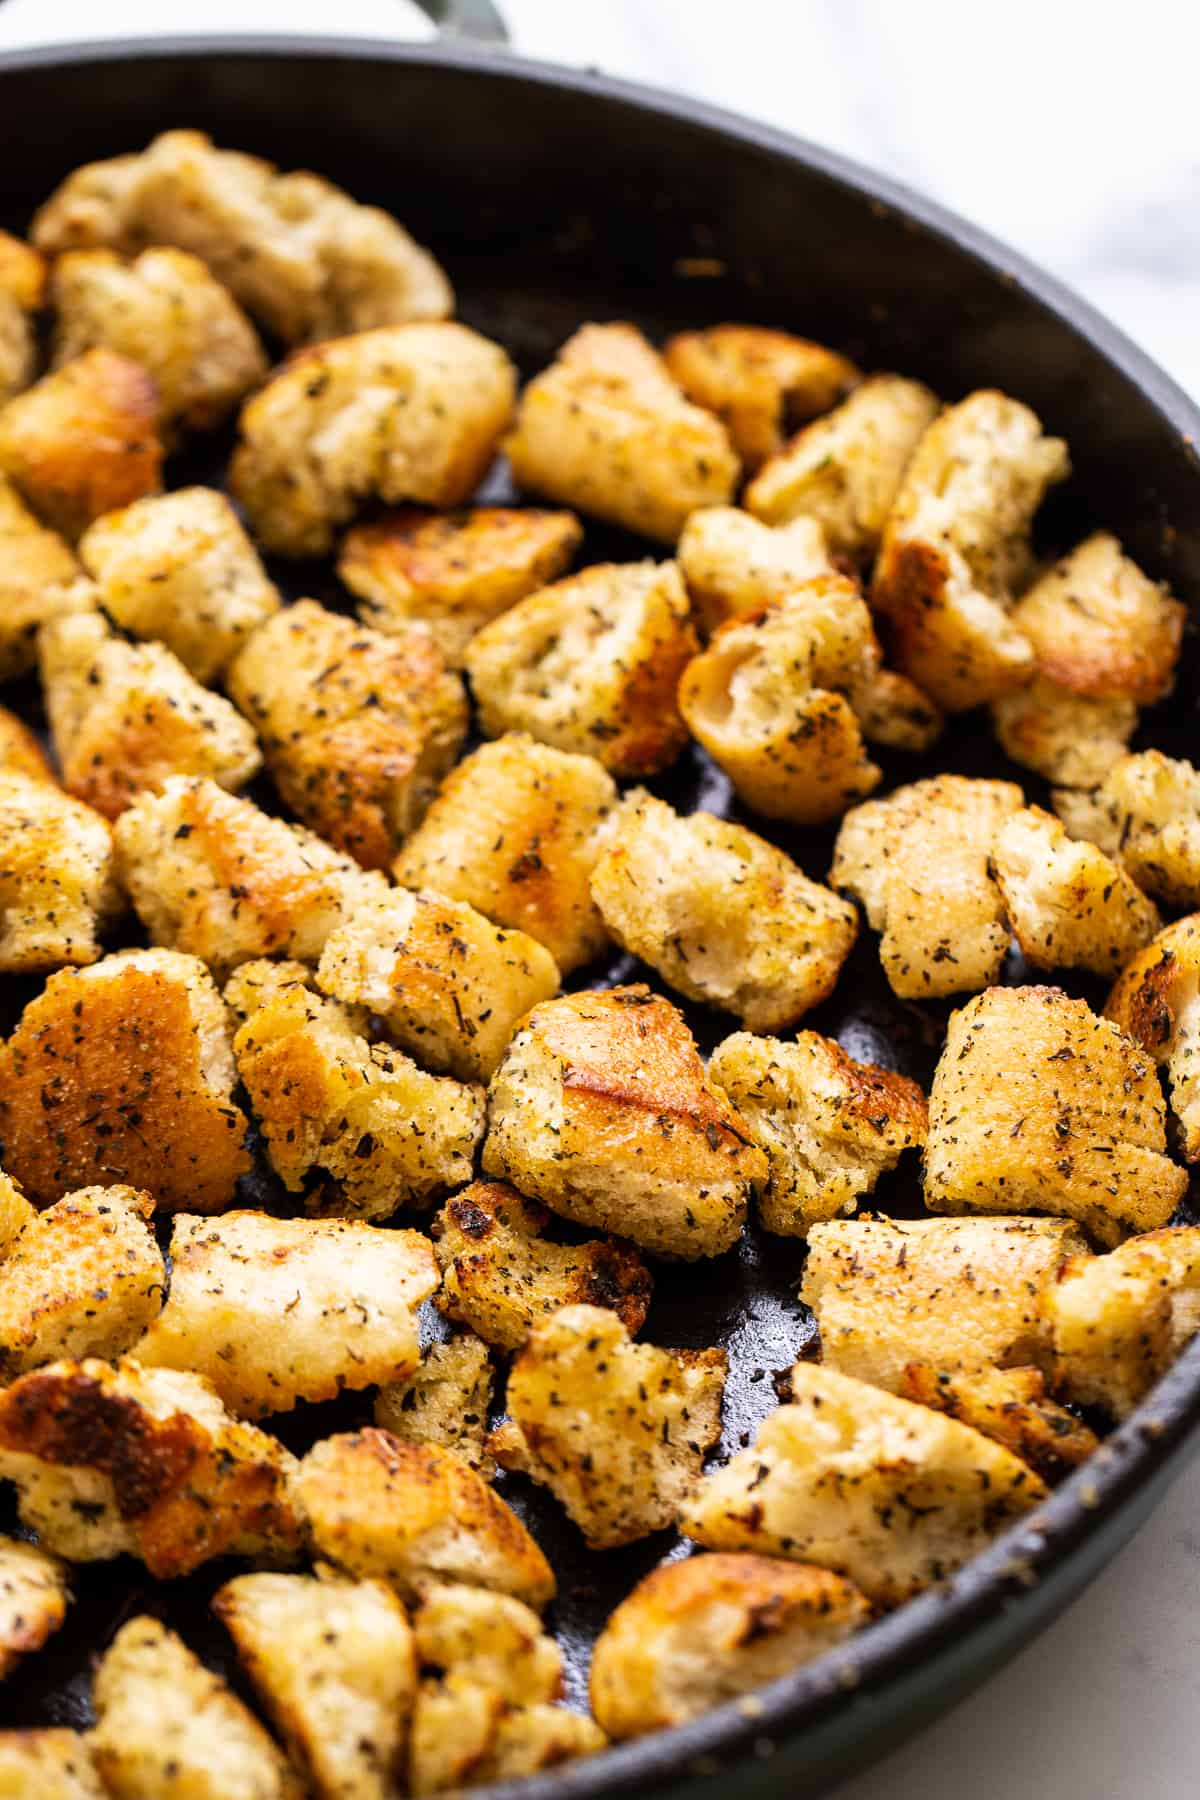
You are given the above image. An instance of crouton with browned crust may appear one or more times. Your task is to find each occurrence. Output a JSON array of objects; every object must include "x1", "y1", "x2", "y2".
[
  {"x1": 1106, "y1": 914, "x2": 1200, "y2": 1162},
  {"x1": 0, "y1": 772, "x2": 118, "y2": 972},
  {"x1": 992, "y1": 804, "x2": 1161, "y2": 979},
  {"x1": 376, "y1": 1336, "x2": 495, "y2": 1475},
  {"x1": 0, "y1": 231, "x2": 44, "y2": 406},
  {"x1": 992, "y1": 678, "x2": 1138, "y2": 791},
  {"x1": 1059, "y1": 751, "x2": 1200, "y2": 912},
  {"x1": 676, "y1": 506, "x2": 836, "y2": 635},
  {"x1": 664, "y1": 324, "x2": 860, "y2": 470},
  {"x1": 0, "y1": 477, "x2": 94, "y2": 681},
  {"x1": 0, "y1": 1731, "x2": 103, "y2": 1796},
  {"x1": 0, "y1": 1537, "x2": 69, "y2": 1681},
  {"x1": 900, "y1": 1364, "x2": 1098, "y2": 1485}
]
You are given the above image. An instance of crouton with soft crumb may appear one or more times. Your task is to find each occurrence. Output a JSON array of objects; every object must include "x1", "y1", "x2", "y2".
[
  {"x1": 664, "y1": 324, "x2": 860, "y2": 470},
  {"x1": 900, "y1": 1364, "x2": 1098, "y2": 1485},
  {"x1": 376, "y1": 1336, "x2": 495, "y2": 1475},
  {"x1": 0, "y1": 709, "x2": 53, "y2": 783},
  {"x1": 924, "y1": 984, "x2": 1187, "y2": 1246},
  {"x1": 0, "y1": 1537, "x2": 68, "y2": 1680},
  {"x1": 0, "y1": 476, "x2": 94, "y2": 681},
  {"x1": 992, "y1": 804, "x2": 1161, "y2": 978},
  {"x1": 483, "y1": 986, "x2": 767, "y2": 1260},
  {"x1": 0, "y1": 231, "x2": 43, "y2": 406},
  {"x1": 0, "y1": 948, "x2": 249, "y2": 1211},
  {"x1": 1106, "y1": 914, "x2": 1200, "y2": 1161},
  {"x1": 0, "y1": 1731, "x2": 102, "y2": 1797},
  {"x1": 710, "y1": 1032, "x2": 927, "y2": 1237},
  {"x1": 676, "y1": 505, "x2": 836, "y2": 634},
  {"x1": 993, "y1": 677, "x2": 1137, "y2": 790},
  {"x1": 844, "y1": 663, "x2": 944, "y2": 752},
  {"x1": 0, "y1": 772, "x2": 118, "y2": 972},
  {"x1": 490, "y1": 1304, "x2": 726, "y2": 1549},
  {"x1": 1059, "y1": 750, "x2": 1200, "y2": 911}
]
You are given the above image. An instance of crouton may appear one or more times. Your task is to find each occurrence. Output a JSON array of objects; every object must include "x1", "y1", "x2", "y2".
[
  {"x1": 91, "y1": 1616, "x2": 302, "y2": 1800},
  {"x1": 0, "y1": 232, "x2": 43, "y2": 407},
  {"x1": 663, "y1": 324, "x2": 860, "y2": 471},
  {"x1": 590, "y1": 1551, "x2": 869, "y2": 1739},
  {"x1": 681, "y1": 1362, "x2": 1046, "y2": 1605},
  {"x1": 113, "y1": 776, "x2": 385, "y2": 976},
  {"x1": 590, "y1": 792, "x2": 857, "y2": 1028},
  {"x1": 0, "y1": 1731, "x2": 102, "y2": 1797},
  {"x1": 0, "y1": 1358, "x2": 303, "y2": 1574},
  {"x1": 0, "y1": 948, "x2": 249, "y2": 1211},
  {"x1": 215, "y1": 1570, "x2": 417, "y2": 1800},
  {"x1": 40, "y1": 610, "x2": 261, "y2": 818},
  {"x1": 848, "y1": 664, "x2": 944, "y2": 752},
  {"x1": 0, "y1": 1537, "x2": 68, "y2": 1679},
  {"x1": 393, "y1": 734, "x2": 617, "y2": 974},
  {"x1": 710, "y1": 1032, "x2": 927, "y2": 1236},
  {"x1": 230, "y1": 324, "x2": 516, "y2": 556},
  {"x1": 0, "y1": 772, "x2": 118, "y2": 972},
  {"x1": 490, "y1": 1303, "x2": 725, "y2": 1549},
  {"x1": 924, "y1": 984, "x2": 1187, "y2": 1246},
  {"x1": 992, "y1": 677, "x2": 1137, "y2": 788},
  {"x1": 483, "y1": 986, "x2": 767, "y2": 1259},
  {"x1": 78, "y1": 487, "x2": 280, "y2": 682},
  {"x1": 340, "y1": 505, "x2": 583, "y2": 668},
  {"x1": 0, "y1": 348, "x2": 161, "y2": 540},
  {"x1": 675, "y1": 505, "x2": 836, "y2": 636},
  {"x1": 228, "y1": 600, "x2": 467, "y2": 868},
  {"x1": 830, "y1": 774, "x2": 1023, "y2": 999},
  {"x1": 297, "y1": 1429, "x2": 556, "y2": 1609},
  {"x1": 0, "y1": 1178, "x2": 34, "y2": 1258},
  {"x1": 900, "y1": 1364, "x2": 1098, "y2": 1485},
  {"x1": 0, "y1": 476, "x2": 94, "y2": 681},
  {"x1": 0, "y1": 710, "x2": 53, "y2": 783},
  {"x1": 744, "y1": 374, "x2": 939, "y2": 561},
  {"x1": 992, "y1": 804, "x2": 1161, "y2": 978},
  {"x1": 1011, "y1": 532, "x2": 1184, "y2": 704},
  {"x1": 801, "y1": 1214, "x2": 1086, "y2": 1392},
  {"x1": 1106, "y1": 914, "x2": 1200, "y2": 1161},
  {"x1": 376, "y1": 1336, "x2": 495, "y2": 1475},
  {"x1": 465, "y1": 560, "x2": 698, "y2": 777},
  {"x1": 1062, "y1": 750, "x2": 1200, "y2": 911},
  {"x1": 34, "y1": 128, "x2": 452, "y2": 344},
  {"x1": 0, "y1": 233, "x2": 44, "y2": 315}
]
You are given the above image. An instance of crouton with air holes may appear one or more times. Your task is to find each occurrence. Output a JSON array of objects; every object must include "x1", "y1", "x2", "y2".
[
  {"x1": 376, "y1": 1335, "x2": 495, "y2": 1475},
  {"x1": 744, "y1": 373, "x2": 939, "y2": 561},
  {"x1": 0, "y1": 231, "x2": 43, "y2": 406},
  {"x1": 340, "y1": 505, "x2": 583, "y2": 668},
  {"x1": 482, "y1": 986, "x2": 767, "y2": 1260},
  {"x1": 0, "y1": 772, "x2": 118, "y2": 972},
  {"x1": 663, "y1": 324, "x2": 861, "y2": 470},
  {"x1": 34, "y1": 128, "x2": 452, "y2": 343},
  {"x1": 226, "y1": 960, "x2": 483, "y2": 1219},
  {"x1": 432, "y1": 1180, "x2": 652, "y2": 1354},
  {"x1": 0, "y1": 1537, "x2": 69, "y2": 1680},
  {"x1": 924, "y1": 984, "x2": 1187, "y2": 1247},
  {"x1": 676, "y1": 505, "x2": 837, "y2": 635},
  {"x1": 0, "y1": 1358, "x2": 303, "y2": 1575},
  {"x1": 0, "y1": 476, "x2": 94, "y2": 681},
  {"x1": 316, "y1": 886, "x2": 559, "y2": 1084},
  {"x1": 503, "y1": 322, "x2": 739, "y2": 542},
  {"x1": 489, "y1": 1304, "x2": 726, "y2": 1549},
  {"x1": 229, "y1": 323, "x2": 516, "y2": 556},
  {"x1": 681, "y1": 1362, "x2": 1046, "y2": 1606},
  {"x1": 1057, "y1": 750, "x2": 1200, "y2": 912},
  {"x1": 0, "y1": 1731, "x2": 103, "y2": 1797},
  {"x1": 991, "y1": 804, "x2": 1161, "y2": 979},
  {"x1": 0, "y1": 948, "x2": 249, "y2": 1211},
  {"x1": 1106, "y1": 914, "x2": 1200, "y2": 1162},
  {"x1": 830, "y1": 774, "x2": 1023, "y2": 999},
  {"x1": 297, "y1": 1429, "x2": 556, "y2": 1609},
  {"x1": 591, "y1": 792, "x2": 856, "y2": 1030},
  {"x1": 900, "y1": 1365, "x2": 1098, "y2": 1485},
  {"x1": 590, "y1": 1552, "x2": 870, "y2": 1740},
  {"x1": 465, "y1": 560, "x2": 698, "y2": 778},
  {"x1": 709, "y1": 1032, "x2": 927, "y2": 1237},
  {"x1": 394, "y1": 734, "x2": 617, "y2": 974},
  {"x1": 215, "y1": 1570, "x2": 417, "y2": 1800}
]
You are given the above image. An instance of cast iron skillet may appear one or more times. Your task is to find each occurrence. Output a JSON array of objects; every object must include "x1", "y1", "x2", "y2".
[{"x1": 1, "y1": 31, "x2": 1199, "y2": 1800}]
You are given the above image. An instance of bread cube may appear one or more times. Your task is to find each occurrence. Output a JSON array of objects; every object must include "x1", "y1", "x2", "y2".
[
  {"x1": 0, "y1": 1537, "x2": 68, "y2": 1680},
  {"x1": 663, "y1": 324, "x2": 860, "y2": 470},
  {"x1": 0, "y1": 476, "x2": 94, "y2": 681},
  {"x1": 0, "y1": 771, "x2": 118, "y2": 971},
  {"x1": 0, "y1": 709, "x2": 53, "y2": 783},
  {"x1": 1012, "y1": 532, "x2": 1183, "y2": 703},
  {"x1": 676, "y1": 505, "x2": 836, "y2": 635},
  {"x1": 376, "y1": 1336, "x2": 495, "y2": 1474},
  {"x1": 993, "y1": 677, "x2": 1137, "y2": 788},
  {"x1": 0, "y1": 231, "x2": 43, "y2": 406},
  {"x1": 1059, "y1": 750, "x2": 1200, "y2": 911},
  {"x1": 1106, "y1": 914, "x2": 1200, "y2": 1161},
  {"x1": 900, "y1": 1364, "x2": 1098, "y2": 1485},
  {"x1": 848, "y1": 664, "x2": 943, "y2": 752},
  {"x1": 0, "y1": 1731, "x2": 103, "y2": 1797},
  {"x1": 992, "y1": 804, "x2": 1161, "y2": 978}
]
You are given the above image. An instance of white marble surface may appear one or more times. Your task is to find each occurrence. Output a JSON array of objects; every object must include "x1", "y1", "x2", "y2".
[{"x1": 2, "y1": 2, "x2": 1198, "y2": 1794}]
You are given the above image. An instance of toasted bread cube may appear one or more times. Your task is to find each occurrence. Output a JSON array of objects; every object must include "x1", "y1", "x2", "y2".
[
  {"x1": 681, "y1": 1363, "x2": 1045, "y2": 1605},
  {"x1": 0, "y1": 1731, "x2": 102, "y2": 1797},
  {"x1": 491, "y1": 1304, "x2": 726, "y2": 1549},
  {"x1": 802, "y1": 1214, "x2": 1085, "y2": 1392},
  {"x1": 413, "y1": 1582, "x2": 562, "y2": 1703},
  {"x1": 0, "y1": 233, "x2": 44, "y2": 316},
  {"x1": 1106, "y1": 914, "x2": 1200, "y2": 1162},
  {"x1": 483, "y1": 986, "x2": 767, "y2": 1259},
  {"x1": 710, "y1": 1032, "x2": 927, "y2": 1237},
  {"x1": 136, "y1": 1210, "x2": 437, "y2": 1417},
  {"x1": 0, "y1": 772, "x2": 118, "y2": 971},
  {"x1": 849, "y1": 664, "x2": 943, "y2": 752},
  {"x1": 591, "y1": 1551, "x2": 868, "y2": 1739},
  {"x1": 376, "y1": 1336, "x2": 495, "y2": 1475},
  {"x1": 992, "y1": 804, "x2": 1161, "y2": 978},
  {"x1": 0, "y1": 1537, "x2": 68, "y2": 1679},
  {"x1": 1062, "y1": 750, "x2": 1200, "y2": 911},
  {"x1": 0, "y1": 1358, "x2": 303, "y2": 1574},
  {"x1": 0, "y1": 710, "x2": 53, "y2": 782},
  {"x1": 1012, "y1": 533, "x2": 1184, "y2": 704},
  {"x1": 340, "y1": 505, "x2": 582, "y2": 668},
  {"x1": 215, "y1": 1571, "x2": 417, "y2": 1800},
  {"x1": 0, "y1": 349, "x2": 162, "y2": 540},
  {"x1": 900, "y1": 1364, "x2": 1098, "y2": 1485},
  {"x1": 831, "y1": 774, "x2": 1023, "y2": 999},
  {"x1": 744, "y1": 374, "x2": 938, "y2": 561},
  {"x1": 993, "y1": 676, "x2": 1137, "y2": 788},
  {"x1": 394, "y1": 734, "x2": 617, "y2": 973},
  {"x1": 0, "y1": 1177, "x2": 35, "y2": 1255},
  {"x1": 0, "y1": 232, "x2": 43, "y2": 407},
  {"x1": 0, "y1": 948, "x2": 248, "y2": 1211},
  {"x1": 590, "y1": 792, "x2": 857, "y2": 1028},
  {"x1": 0, "y1": 477, "x2": 94, "y2": 681},
  {"x1": 230, "y1": 324, "x2": 515, "y2": 556},
  {"x1": 466, "y1": 560, "x2": 697, "y2": 777},
  {"x1": 924, "y1": 985, "x2": 1186, "y2": 1246},
  {"x1": 675, "y1": 505, "x2": 836, "y2": 636},
  {"x1": 297, "y1": 1429, "x2": 555, "y2": 1609},
  {"x1": 664, "y1": 325, "x2": 860, "y2": 471},
  {"x1": 432, "y1": 1180, "x2": 652, "y2": 1353}
]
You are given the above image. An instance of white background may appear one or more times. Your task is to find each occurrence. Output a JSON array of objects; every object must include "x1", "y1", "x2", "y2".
[{"x1": 2, "y1": 2, "x2": 1199, "y2": 1794}]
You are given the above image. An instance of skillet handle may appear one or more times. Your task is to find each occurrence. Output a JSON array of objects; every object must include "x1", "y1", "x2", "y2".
[{"x1": 410, "y1": 0, "x2": 508, "y2": 44}]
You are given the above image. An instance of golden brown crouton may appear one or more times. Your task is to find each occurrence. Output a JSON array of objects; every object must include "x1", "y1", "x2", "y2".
[
  {"x1": 992, "y1": 676, "x2": 1138, "y2": 789},
  {"x1": 710, "y1": 1032, "x2": 927, "y2": 1237},
  {"x1": 0, "y1": 772, "x2": 118, "y2": 972},
  {"x1": 590, "y1": 792, "x2": 857, "y2": 1028},
  {"x1": 339, "y1": 505, "x2": 583, "y2": 668},
  {"x1": 900, "y1": 1364, "x2": 1098, "y2": 1485},
  {"x1": 491, "y1": 1304, "x2": 726, "y2": 1549},
  {"x1": 215, "y1": 1571, "x2": 417, "y2": 1800},
  {"x1": 0, "y1": 1731, "x2": 102, "y2": 1797},
  {"x1": 924, "y1": 985, "x2": 1187, "y2": 1246},
  {"x1": 675, "y1": 505, "x2": 836, "y2": 636},
  {"x1": 78, "y1": 487, "x2": 280, "y2": 682},
  {"x1": 1011, "y1": 533, "x2": 1184, "y2": 704},
  {"x1": 0, "y1": 232, "x2": 43, "y2": 407},
  {"x1": 393, "y1": 734, "x2": 617, "y2": 973},
  {"x1": 483, "y1": 986, "x2": 767, "y2": 1259},
  {"x1": 40, "y1": 610, "x2": 261, "y2": 818},
  {"x1": 664, "y1": 325, "x2": 860, "y2": 471},
  {"x1": 681, "y1": 1363, "x2": 1046, "y2": 1605},
  {"x1": 1061, "y1": 750, "x2": 1200, "y2": 911},
  {"x1": 297, "y1": 1429, "x2": 556, "y2": 1609},
  {"x1": 744, "y1": 374, "x2": 939, "y2": 561},
  {"x1": 504, "y1": 323, "x2": 739, "y2": 542},
  {"x1": 1106, "y1": 914, "x2": 1200, "y2": 1161},
  {"x1": 992, "y1": 804, "x2": 1161, "y2": 978},
  {"x1": 0, "y1": 1537, "x2": 68, "y2": 1679},
  {"x1": 228, "y1": 599, "x2": 467, "y2": 869},
  {"x1": 0, "y1": 476, "x2": 94, "y2": 681},
  {"x1": 0, "y1": 1358, "x2": 303, "y2": 1575},
  {"x1": 0, "y1": 233, "x2": 44, "y2": 315},
  {"x1": 465, "y1": 560, "x2": 697, "y2": 778},
  {"x1": 0, "y1": 709, "x2": 52, "y2": 783},
  {"x1": 0, "y1": 348, "x2": 162, "y2": 540},
  {"x1": 413, "y1": 1582, "x2": 562, "y2": 1704},
  {"x1": 0, "y1": 1177, "x2": 34, "y2": 1256},
  {"x1": 230, "y1": 324, "x2": 516, "y2": 556},
  {"x1": 91, "y1": 1616, "x2": 303, "y2": 1800},
  {"x1": 847, "y1": 664, "x2": 944, "y2": 753},
  {"x1": 376, "y1": 1336, "x2": 495, "y2": 1475},
  {"x1": 590, "y1": 1551, "x2": 869, "y2": 1739},
  {"x1": 830, "y1": 774, "x2": 1023, "y2": 999},
  {"x1": 0, "y1": 948, "x2": 249, "y2": 1211}
]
